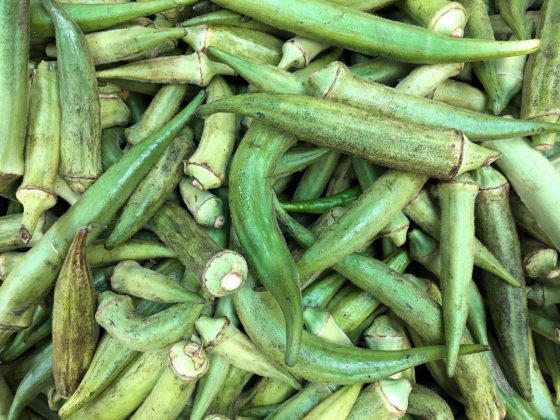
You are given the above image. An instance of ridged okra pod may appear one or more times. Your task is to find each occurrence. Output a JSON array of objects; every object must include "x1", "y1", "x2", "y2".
[
  {"x1": 304, "y1": 306, "x2": 353, "y2": 346},
  {"x1": 148, "y1": 202, "x2": 247, "y2": 297},
  {"x1": 131, "y1": 341, "x2": 209, "y2": 420},
  {"x1": 210, "y1": 0, "x2": 539, "y2": 64},
  {"x1": 106, "y1": 128, "x2": 194, "y2": 248},
  {"x1": 99, "y1": 93, "x2": 131, "y2": 129},
  {"x1": 495, "y1": 34, "x2": 528, "y2": 114},
  {"x1": 185, "y1": 76, "x2": 236, "y2": 190},
  {"x1": 182, "y1": 9, "x2": 284, "y2": 35},
  {"x1": 42, "y1": 0, "x2": 102, "y2": 193},
  {"x1": 197, "y1": 93, "x2": 499, "y2": 180},
  {"x1": 396, "y1": 0, "x2": 467, "y2": 37},
  {"x1": 0, "y1": 0, "x2": 29, "y2": 184},
  {"x1": 521, "y1": 0, "x2": 560, "y2": 150},
  {"x1": 309, "y1": 61, "x2": 560, "y2": 140},
  {"x1": 274, "y1": 147, "x2": 330, "y2": 178},
  {"x1": 0, "y1": 213, "x2": 51, "y2": 253},
  {"x1": 280, "y1": 186, "x2": 361, "y2": 215},
  {"x1": 52, "y1": 227, "x2": 98, "y2": 398},
  {"x1": 97, "y1": 52, "x2": 235, "y2": 85},
  {"x1": 0, "y1": 91, "x2": 204, "y2": 333},
  {"x1": 394, "y1": 62, "x2": 464, "y2": 98}
]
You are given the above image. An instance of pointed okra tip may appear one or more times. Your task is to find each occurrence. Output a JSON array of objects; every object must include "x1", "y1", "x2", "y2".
[{"x1": 307, "y1": 61, "x2": 347, "y2": 99}]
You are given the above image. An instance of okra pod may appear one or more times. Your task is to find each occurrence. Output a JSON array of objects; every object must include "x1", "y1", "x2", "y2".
[
  {"x1": 268, "y1": 383, "x2": 340, "y2": 420},
  {"x1": 0, "y1": 213, "x2": 52, "y2": 253},
  {"x1": 303, "y1": 384, "x2": 362, "y2": 420},
  {"x1": 429, "y1": 79, "x2": 488, "y2": 112},
  {"x1": 274, "y1": 147, "x2": 330, "y2": 178},
  {"x1": 281, "y1": 186, "x2": 361, "y2": 215},
  {"x1": 180, "y1": 178, "x2": 225, "y2": 228},
  {"x1": 496, "y1": 0, "x2": 531, "y2": 39},
  {"x1": 394, "y1": 62, "x2": 464, "y2": 97},
  {"x1": 397, "y1": 0, "x2": 467, "y2": 37},
  {"x1": 347, "y1": 378, "x2": 411, "y2": 420},
  {"x1": 522, "y1": 238, "x2": 558, "y2": 278},
  {"x1": 407, "y1": 384, "x2": 454, "y2": 420}
]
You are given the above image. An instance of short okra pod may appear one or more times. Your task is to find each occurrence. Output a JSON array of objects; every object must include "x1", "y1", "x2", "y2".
[
  {"x1": 185, "y1": 76, "x2": 236, "y2": 190},
  {"x1": 303, "y1": 384, "x2": 362, "y2": 420},
  {"x1": 148, "y1": 202, "x2": 248, "y2": 297},
  {"x1": 309, "y1": 61, "x2": 560, "y2": 140},
  {"x1": 274, "y1": 147, "x2": 330, "y2": 178},
  {"x1": 521, "y1": 238, "x2": 558, "y2": 278},
  {"x1": 280, "y1": 186, "x2": 362, "y2": 215},
  {"x1": 99, "y1": 93, "x2": 131, "y2": 129},
  {"x1": 95, "y1": 290, "x2": 204, "y2": 351},
  {"x1": 111, "y1": 260, "x2": 205, "y2": 303},
  {"x1": 407, "y1": 384, "x2": 454, "y2": 420},
  {"x1": 438, "y1": 173, "x2": 478, "y2": 376},
  {"x1": 97, "y1": 52, "x2": 235, "y2": 85},
  {"x1": 42, "y1": 0, "x2": 102, "y2": 194},
  {"x1": 428, "y1": 79, "x2": 488, "y2": 112},
  {"x1": 131, "y1": 341, "x2": 209, "y2": 420},
  {"x1": 196, "y1": 93, "x2": 499, "y2": 180},
  {"x1": 106, "y1": 128, "x2": 194, "y2": 248},
  {"x1": 195, "y1": 315, "x2": 301, "y2": 389},
  {"x1": 396, "y1": 0, "x2": 467, "y2": 37},
  {"x1": 180, "y1": 178, "x2": 225, "y2": 227},
  {"x1": 347, "y1": 378, "x2": 412, "y2": 420},
  {"x1": 0, "y1": 0, "x2": 29, "y2": 184},
  {"x1": 16, "y1": 61, "x2": 60, "y2": 242},
  {"x1": 210, "y1": 0, "x2": 540, "y2": 64}
]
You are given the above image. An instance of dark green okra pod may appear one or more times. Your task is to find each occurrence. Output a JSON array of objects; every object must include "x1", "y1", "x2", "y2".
[
  {"x1": 42, "y1": 0, "x2": 102, "y2": 193},
  {"x1": 274, "y1": 147, "x2": 330, "y2": 178}
]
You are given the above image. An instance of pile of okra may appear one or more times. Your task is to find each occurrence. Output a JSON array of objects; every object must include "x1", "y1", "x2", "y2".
[{"x1": 3, "y1": 0, "x2": 560, "y2": 419}]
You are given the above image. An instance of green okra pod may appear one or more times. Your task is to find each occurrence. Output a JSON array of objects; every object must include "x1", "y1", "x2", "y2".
[
  {"x1": 347, "y1": 378, "x2": 411, "y2": 420},
  {"x1": 183, "y1": 25, "x2": 283, "y2": 65},
  {"x1": 106, "y1": 128, "x2": 194, "y2": 248},
  {"x1": 325, "y1": 156, "x2": 354, "y2": 196},
  {"x1": 396, "y1": 0, "x2": 468, "y2": 36},
  {"x1": 131, "y1": 341, "x2": 209, "y2": 420},
  {"x1": 210, "y1": 0, "x2": 539, "y2": 64},
  {"x1": 407, "y1": 384, "x2": 454, "y2": 420},
  {"x1": 534, "y1": 333, "x2": 560, "y2": 404},
  {"x1": 0, "y1": 0, "x2": 30, "y2": 184},
  {"x1": 111, "y1": 260, "x2": 204, "y2": 304},
  {"x1": 100, "y1": 127, "x2": 125, "y2": 170},
  {"x1": 274, "y1": 147, "x2": 330, "y2": 178},
  {"x1": 207, "y1": 366, "x2": 254, "y2": 416},
  {"x1": 310, "y1": 61, "x2": 560, "y2": 140},
  {"x1": 0, "y1": 316, "x2": 51, "y2": 363},
  {"x1": 125, "y1": 92, "x2": 148, "y2": 125},
  {"x1": 148, "y1": 202, "x2": 247, "y2": 297},
  {"x1": 16, "y1": 61, "x2": 60, "y2": 243},
  {"x1": 240, "y1": 377, "x2": 298, "y2": 409},
  {"x1": 100, "y1": 93, "x2": 131, "y2": 129},
  {"x1": 394, "y1": 62, "x2": 464, "y2": 98},
  {"x1": 87, "y1": 239, "x2": 175, "y2": 267},
  {"x1": 490, "y1": 10, "x2": 539, "y2": 37},
  {"x1": 303, "y1": 384, "x2": 362, "y2": 420},
  {"x1": 185, "y1": 76, "x2": 236, "y2": 190},
  {"x1": 280, "y1": 186, "x2": 361, "y2": 215},
  {"x1": 52, "y1": 228, "x2": 98, "y2": 398},
  {"x1": 293, "y1": 151, "x2": 341, "y2": 201},
  {"x1": 180, "y1": 178, "x2": 225, "y2": 228},
  {"x1": 197, "y1": 93, "x2": 499, "y2": 180},
  {"x1": 95, "y1": 290, "x2": 204, "y2": 351},
  {"x1": 97, "y1": 52, "x2": 235, "y2": 85},
  {"x1": 302, "y1": 273, "x2": 346, "y2": 309},
  {"x1": 329, "y1": 286, "x2": 381, "y2": 335},
  {"x1": 509, "y1": 193, "x2": 554, "y2": 247},
  {"x1": 350, "y1": 57, "x2": 414, "y2": 85},
  {"x1": 495, "y1": 34, "x2": 528, "y2": 114},
  {"x1": 522, "y1": 238, "x2": 558, "y2": 278},
  {"x1": 268, "y1": 382, "x2": 340, "y2": 420},
  {"x1": 304, "y1": 306, "x2": 353, "y2": 346},
  {"x1": 0, "y1": 213, "x2": 52, "y2": 253},
  {"x1": 428, "y1": 79, "x2": 488, "y2": 112},
  {"x1": 529, "y1": 311, "x2": 560, "y2": 343},
  {"x1": 496, "y1": 0, "x2": 531, "y2": 39},
  {"x1": 190, "y1": 355, "x2": 231, "y2": 420},
  {"x1": 438, "y1": 173, "x2": 478, "y2": 376},
  {"x1": 182, "y1": 9, "x2": 284, "y2": 35},
  {"x1": 521, "y1": 0, "x2": 560, "y2": 150},
  {"x1": 42, "y1": 0, "x2": 102, "y2": 194},
  {"x1": 0, "y1": 376, "x2": 12, "y2": 419},
  {"x1": 528, "y1": 283, "x2": 560, "y2": 307}
]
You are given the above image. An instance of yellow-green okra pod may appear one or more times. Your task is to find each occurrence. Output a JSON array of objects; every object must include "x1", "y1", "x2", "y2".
[
  {"x1": 438, "y1": 173, "x2": 478, "y2": 376},
  {"x1": 42, "y1": 0, "x2": 102, "y2": 194},
  {"x1": 52, "y1": 227, "x2": 99, "y2": 398},
  {"x1": 131, "y1": 341, "x2": 209, "y2": 420},
  {"x1": 396, "y1": 0, "x2": 467, "y2": 37},
  {"x1": 521, "y1": 0, "x2": 560, "y2": 150},
  {"x1": 184, "y1": 76, "x2": 236, "y2": 190},
  {"x1": 196, "y1": 93, "x2": 499, "y2": 180},
  {"x1": 96, "y1": 52, "x2": 235, "y2": 85},
  {"x1": 303, "y1": 384, "x2": 362, "y2": 420},
  {"x1": 180, "y1": 178, "x2": 225, "y2": 228},
  {"x1": 16, "y1": 61, "x2": 60, "y2": 242},
  {"x1": 100, "y1": 93, "x2": 131, "y2": 129},
  {"x1": 495, "y1": 35, "x2": 528, "y2": 114},
  {"x1": 394, "y1": 63, "x2": 464, "y2": 97},
  {"x1": 0, "y1": 0, "x2": 29, "y2": 184}
]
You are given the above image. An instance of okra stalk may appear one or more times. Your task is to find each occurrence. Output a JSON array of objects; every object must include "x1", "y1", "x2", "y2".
[{"x1": 0, "y1": 213, "x2": 52, "y2": 253}]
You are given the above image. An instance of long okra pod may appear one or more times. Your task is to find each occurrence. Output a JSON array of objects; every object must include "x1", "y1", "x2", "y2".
[
  {"x1": 210, "y1": 0, "x2": 539, "y2": 63},
  {"x1": 42, "y1": 0, "x2": 102, "y2": 193},
  {"x1": 293, "y1": 151, "x2": 341, "y2": 201},
  {"x1": 309, "y1": 61, "x2": 560, "y2": 139},
  {"x1": 182, "y1": 9, "x2": 284, "y2": 35},
  {"x1": 0, "y1": 91, "x2": 204, "y2": 333},
  {"x1": 0, "y1": 0, "x2": 29, "y2": 184},
  {"x1": 197, "y1": 93, "x2": 499, "y2": 180}
]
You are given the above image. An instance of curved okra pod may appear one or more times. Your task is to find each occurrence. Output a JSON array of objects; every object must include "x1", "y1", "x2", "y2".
[
  {"x1": 228, "y1": 123, "x2": 302, "y2": 366},
  {"x1": 396, "y1": 0, "x2": 467, "y2": 37},
  {"x1": 210, "y1": 0, "x2": 539, "y2": 64},
  {"x1": 197, "y1": 93, "x2": 499, "y2": 180},
  {"x1": 42, "y1": 0, "x2": 102, "y2": 193},
  {"x1": 496, "y1": 0, "x2": 531, "y2": 39},
  {"x1": 97, "y1": 52, "x2": 235, "y2": 85},
  {"x1": 131, "y1": 341, "x2": 209, "y2": 420},
  {"x1": 184, "y1": 76, "x2": 236, "y2": 190},
  {"x1": 0, "y1": 0, "x2": 29, "y2": 184},
  {"x1": 46, "y1": 26, "x2": 188, "y2": 65},
  {"x1": 309, "y1": 61, "x2": 560, "y2": 140},
  {"x1": 111, "y1": 260, "x2": 204, "y2": 304},
  {"x1": 521, "y1": 0, "x2": 560, "y2": 150},
  {"x1": 105, "y1": 128, "x2": 194, "y2": 248},
  {"x1": 148, "y1": 202, "x2": 247, "y2": 297},
  {"x1": 302, "y1": 273, "x2": 346, "y2": 309},
  {"x1": 183, "y1": 25, "x2": 283, "y2": 65},
  {"x1": 65, "y1": 349, "x2": 168, "y2": 420},
  {"x1": 347, "y1": 379, "x2": 411, "y2": 420},
  {"x1": 522, "y1": 239, "x2": 558, "y2": 278},
  {"x1": 88, "y1": 239, "x2": 175, "y2": 267},
  {"x1": 182, "y1": 9, "x2": 284, "y2": 35},
  {"x1": 304, "y1": 307, "x2": 353, "y2": 346},
  {"x1": 484, "y1": 137, "x2": 560, "y2": 252},
  {"x1": 30, "y1": 0, "x2": 196, "y2": 37},
  {"x1": 297, "y1": 170, "x2": 426, "y2": 282},
  {"x1": 195, "y1": 315, "x2": 301, "y2": 389},
  {"x1": 16, "y1": 61, "x2": 60, "y2": 242},
  {"x1": 407, "y1": 384, "x2": 454, "y2": 420},
  {"x1": 303, "y1": 384, "x2": 362, "y2": 420},
  {"x1": 274, "y1": 147, "x2": 330, "y2": 178},
  {"x1": 95, "y1": 290, "x2": 204, "y2": 351},
  {"x1": 280, "y1": 186, "x2": 361, "y2": 215},
  {"x1": 0, "y1": 317, "x2": 51, "y2": 363},
  {"x1": 180, "y1": 178, "x2": 225, "y2": 228},
  {"x1": 0, "y1": 213, "x2": 52, "y2": 252},
  {"x1": 350, "y1": 57, "x2": 414, "y2": 85}
]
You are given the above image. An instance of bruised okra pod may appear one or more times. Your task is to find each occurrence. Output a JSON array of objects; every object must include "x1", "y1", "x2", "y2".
[
  {"x1": 111, "y1": 260, "x2": 204, "y2": 303},
  {"x1": 396, "y1": 0, "x2": 467, "y2": 37},
  {"x1": 521, "y1": 0, "x2": 560, "y2": 150},
  {"x1": 42, "y1": 0, "x2": 102, "y2": 193},
  {"x1": 185, "y1": 77, "x2": 236, "y2": 190},
  {"x1": 347, "y1": 378, "x2": 412, "y2": 420},
  {"x1": 52, "y1": 227, "x2": 99, "y2": 398},
  {"x1": 16, "y1": 61, "x2": 60, "y2": 242},
  {"x1": 0, "y1": 0, "x2": 29, "y2": 184},
  {"x1": 148, "y1": 202, "x2": 248, "y2": 297},
  {"x1": 106, "y1": 127, "x2": 194, "y2": 248},
  {"x1": 183, "y1": 25, "x2": 283, "y2": 65},
  {"x1": 196, "y1": 93, "x2": 499, "y2": 180},
  {"x1": 180, "y1": 178, "x2": 225, "y2": 227},
  {"x1": 131, "y1": 341, "x2": 209, "y2": 420},
  {"x1": 304, "y1": 384, "x2": 362, "y2": 420},
  {"x1": 97, "y1": 52, "x2": 234, "y2": 85}
]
